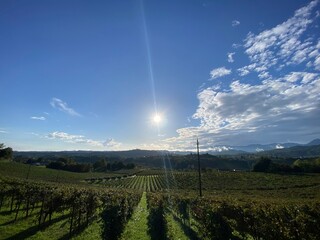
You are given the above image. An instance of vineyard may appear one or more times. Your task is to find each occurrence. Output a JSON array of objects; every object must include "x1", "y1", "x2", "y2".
[
  {"x1": 1, "y1": 162, "x2": 320, "y2": 239},
  {"x1": 86, "y1": 173, "x2": 177, "y2": 191}
]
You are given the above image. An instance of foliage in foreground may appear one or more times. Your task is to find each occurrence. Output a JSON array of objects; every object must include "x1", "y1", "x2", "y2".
[
  {"x1": 146, "y1": 192, "x2": 320, "y2": 240},
  {"x1": 1, "y1": 166, "x2": 320, "y2": 239},
  {"x1": 0, "y1": 178, "x2": 141, "y2": 239}
]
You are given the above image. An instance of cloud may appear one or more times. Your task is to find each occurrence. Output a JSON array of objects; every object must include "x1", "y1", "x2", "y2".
[
  {"x1": 47, "y1": 131, "x2": 122, "y2": 149},
  {"x1": 50, "y1": 98, "x2": 81, "y2": 116},
  {"x1": 227, "y1": 52, "x2": 235, "y2": 63},
  {"x1": 210, "y1": 67, "x2": 231, "y2": 80},
  {"x1": 232, "y1": 43, "x2": 241, "y2": 49},
  {"x1": 165, "y1": 74, "x2": 320, "y2": 149},
  {"x1": 242, "y1": 0, "x2": 319, "y2": 77},
  {"x1": 26, "y1": 132, "x2": 40, "y2": 137},
  {"x1": 48, "y1": 131, "x2": 84, "y2": 141},
  {"x1": 30, "y1": 116, "x2": 46, "y2": 121},
  {"x1": 163, "y1": 1, "x2": 320, "y2": 150},
  {"x1": 103, "y1": 138, "x2": 122, "y2": 148},
  {"x1": 0, "y1": 130, "x2": 7, "y2": 134},
  {"x1": 232, "y1": 20, "x2": 240, "y2": 27},
  {"x1": 283, "y1": 72, "x2": 318, "y2": 83}
]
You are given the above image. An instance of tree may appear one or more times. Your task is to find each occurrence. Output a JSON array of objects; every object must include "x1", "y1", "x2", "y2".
[
  {"x1": 252, "y1": 157, "x2": 272, "y2": 172},
  {"x1": 0, "y1": 143, "x2": 13, "y2": 161},
  {"x1": 293, "y1": 158, "x2": 320, "y2": 173},
  {"x1": 93, "y1": 158, "x2": 107, "y2": 171}
]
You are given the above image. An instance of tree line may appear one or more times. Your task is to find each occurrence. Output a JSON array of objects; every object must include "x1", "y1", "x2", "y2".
[
  {"x1": 253, "y1": 157, "x2": 320, "y2": 173},
  {"x1": 47, "y1": 158, "x2": 135, "y2": 173},
  {"x1": 0, "y1": 143, "x2": 13, "y2": 161}
]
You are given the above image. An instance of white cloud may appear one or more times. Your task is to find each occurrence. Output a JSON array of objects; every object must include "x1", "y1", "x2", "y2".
[
  {"x1": 0, "y1": 130, "x2": 7, "y2": 134},
  {"x1": 165, "y1": 75, "x2": 320, "y2": 149},
  {"x1": 232, "y1": 43, "x2": 241, "y2": 49},
  {"x1": 50, "y1": 98, "x2": 81, "y2": 117},
  {"x1": 242, "y1": 0, "x2": 319, "y2": 76},
  {"x1": 47, "y1": 131, "x2": 85, "y2": 142},
  {"x1": 30, "y1": 116, "x2": 46, "y2": 121},
  {"x1": 26, "y1": 132, "x2": 40, "y2": 137},
  {"x1": 47, "y1": 131, "x2": 122, "y2": 150},
  {"x1": 103, "y1": 138, "x2": 122, "y2": 148},
  {"x1": 227, "y1": 52, "x2": 235, "y2": 63},
  {"x1": 276, "y1": 144, "x2": 284, "y2": 149},
  {"x1": 284, "y1": 72, "x2": 318, "y2": 83},
  {"x1": 258, "y1": 71, "x2": 271, "y2": 79},
  {"x1": 237, "y1": 63, "x2": 256, "y2": 76},
  {"x1": 232, "y1": 20, "x2": 240, "y2": 27},
  {"x1": 210, "y1": 67, "x2": 231, "y2": 80}
]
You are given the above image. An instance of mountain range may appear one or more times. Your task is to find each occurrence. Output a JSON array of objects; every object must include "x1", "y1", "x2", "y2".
[
  {"x1": 206, "y1": 138, "x2": 320, "y2": 155},
  {"x1": 14, "y1": 139, "x2": 320, "y2": 159}
]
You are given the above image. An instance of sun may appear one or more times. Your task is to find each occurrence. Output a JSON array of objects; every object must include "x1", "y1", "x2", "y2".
[{"x1": 153, "y1": 114, "x2": 162, "y2": 124}]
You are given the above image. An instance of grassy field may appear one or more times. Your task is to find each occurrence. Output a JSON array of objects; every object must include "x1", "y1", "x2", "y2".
[{"x1": 0, "y1": 161, "x2": 135, "y2": 184}]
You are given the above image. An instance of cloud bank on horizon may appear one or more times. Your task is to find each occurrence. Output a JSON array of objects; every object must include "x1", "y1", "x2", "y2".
[{"x1": 164, "y1": 0, "x2": 320, "y2": 151}]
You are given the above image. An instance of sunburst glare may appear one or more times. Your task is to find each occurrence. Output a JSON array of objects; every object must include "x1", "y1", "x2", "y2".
[{"x1": 153, "y1": 114, "x2": 162, "y2": 124}]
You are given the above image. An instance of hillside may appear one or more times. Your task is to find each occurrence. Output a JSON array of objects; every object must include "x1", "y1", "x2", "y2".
[
  {"x1": 14, "y1": 149, "x2": 165, "y2": 159},
  {"x1": 257, "y1": 144, "x2": 320, "y2": 158}
]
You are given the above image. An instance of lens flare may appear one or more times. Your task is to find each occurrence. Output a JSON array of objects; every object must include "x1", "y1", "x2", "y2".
[{"x1": 153, "y1": 114, "x2": 162, "y2": 124}]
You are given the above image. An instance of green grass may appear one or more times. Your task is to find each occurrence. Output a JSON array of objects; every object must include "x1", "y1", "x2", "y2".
[
  {"x1": 0, "y1": 161, "x2": 130, "y2": 184},
  {"x1": 120, "y1": 192, "x2": 151, "y2": 240},
  {"x1": 0, "y1": 205, "x2": 103, "y2": 240},
  {"x1": 73, "y1": 219, "x2": 102, "y2": 240},
  {"x1": 0, "y1": 206, "x2": 70, "y2": 239},
  {"x1": 166, "y1": 212, "x2": 191, "y2": 240}
]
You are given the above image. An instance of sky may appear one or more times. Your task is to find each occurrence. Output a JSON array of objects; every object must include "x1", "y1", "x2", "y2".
[{"x1": 0, "y1": 0, "x2": 319, "y2": 151}]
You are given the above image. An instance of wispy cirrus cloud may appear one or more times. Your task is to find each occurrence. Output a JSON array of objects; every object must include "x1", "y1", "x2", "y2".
[
  {"x1": 210, "y1": 67, "x2": 231, "y2": 80},
  {"x1": 163, "y1": 0, "x2": 320, "y2": 150},
  {"x1": 30, "y1": 116, "x2": 46, "y2": 121},
  {"x1": 50, "y1": 98, "x2": 81, "y2": 117},
  {"x1": 47, "y1": 131, "x2": 122, "y2": 150},
  {"x1": 232, "y1": 20, "x2": 240, "y2": 27}
]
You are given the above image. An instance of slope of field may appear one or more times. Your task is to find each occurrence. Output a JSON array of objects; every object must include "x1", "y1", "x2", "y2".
[{"x1": 0, "y1": 161, "x2": 135, "y2": 184}]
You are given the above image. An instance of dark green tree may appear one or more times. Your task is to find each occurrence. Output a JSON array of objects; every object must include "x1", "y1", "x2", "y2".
[
  {"x1": 252, "y1": 157, "x2": 272, "y2": 172},
  {"x1": 0, "y1": 143, "x2": 13, "y2": 161},
  {"x1": 93, "y1": 158, "x2": 107, "y2": 171}
]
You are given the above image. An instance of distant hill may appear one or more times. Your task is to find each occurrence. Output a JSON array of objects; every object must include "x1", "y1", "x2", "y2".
[
  {"x1": 207, "y1": 149, "x2": 248, "y2": 155},
  {"x1": 231, "y1": 142, "x2": 300, "y2": 152},
  {"x1": 257, "y1": 144, "x2": 320, "y2": 158},
  {"x1": 306, "y1": 138, "x2": 320, "y2": 146},
  {"x1": 14, "y1": 149, "x2": 165, "y2": 159},
  {"x1": 204, "y1": 138, "x2": 320, "y2": 154},
  {"x1": 13, "y1": 138, "x2": 320, "y2": 160}
]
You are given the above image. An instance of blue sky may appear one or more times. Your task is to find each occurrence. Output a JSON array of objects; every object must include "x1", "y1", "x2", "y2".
[{"x1": 0, "y1": 0, "x2": 319, "y2": 151}]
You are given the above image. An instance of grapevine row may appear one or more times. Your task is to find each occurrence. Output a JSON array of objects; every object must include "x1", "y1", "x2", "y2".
[
  {"x1": 145, "y1": 192, "x2": 320, "y2": 240},
  {"x1": 0, "y1": 177, "x2": 141, "y2": 239}
]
